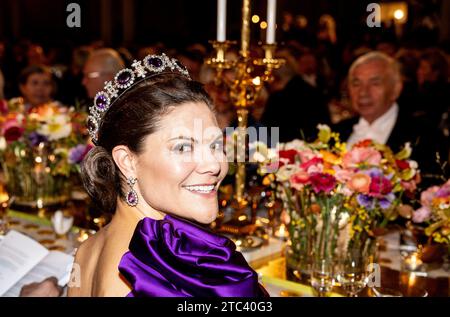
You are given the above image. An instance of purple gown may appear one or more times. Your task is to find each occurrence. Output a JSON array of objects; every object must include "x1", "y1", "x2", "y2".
[{"x1": 118, "y1": 214, "x2": 269, "y2": 297}]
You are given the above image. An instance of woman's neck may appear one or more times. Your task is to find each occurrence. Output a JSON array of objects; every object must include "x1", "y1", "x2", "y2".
[{"x1": 110, "y1": 199, "x2": 165, "y2": 231}]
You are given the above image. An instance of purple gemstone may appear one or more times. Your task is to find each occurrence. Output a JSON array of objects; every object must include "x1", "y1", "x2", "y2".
[
  {"x1": 117, "y1": 71, "x2": 132, "y2": 85},
  {"x1": 148, "y1": 57, "x2": 163, "y2": 68},
  {"x1": 127, "y1": 191, "x2": 137, "y2": 205},
  {"x1": 95, "y1": 94, "x2": 108, "y2": 110}
]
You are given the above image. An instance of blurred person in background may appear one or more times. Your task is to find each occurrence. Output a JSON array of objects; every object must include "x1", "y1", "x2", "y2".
[
  {"x1": 415, "y1": 48, "x2": 450, "y2": 127},
  {"x1": 261, "y1": 47, "x2": 330, "y2": 142},
  {"x1": 18, "y1": 65, "x2": 57, "y2": 110},
  {"x1": 82, "y1": 48, "x2": 125, "y2": 100}
]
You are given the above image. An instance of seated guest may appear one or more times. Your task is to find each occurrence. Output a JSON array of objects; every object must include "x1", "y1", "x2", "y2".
[
  {"x1": 82, "y1": 48, "x2": 125, "y2": 100},
  {"x1": 261, "y1": 48, "x2": 331, "y2": 142},
  {"x1": 18, "y1": 65, "x2": 57, "y2": 110},
  {"x1": 334, "y1": 51, "x2": 448, "y2": 184}
]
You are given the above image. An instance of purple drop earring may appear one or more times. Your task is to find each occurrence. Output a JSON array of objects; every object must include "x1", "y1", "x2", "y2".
[{"x1": 125, "y1": 177, "x2": 138, "y2": 207}]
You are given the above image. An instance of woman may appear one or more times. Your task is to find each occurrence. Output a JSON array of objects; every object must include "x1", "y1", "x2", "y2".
[
  {"x1": 18, "y1": 65, "x2": 57, "y2": 110},
  {"x1": 68, "y1": 54, "x2": 267, "y2": 297}
]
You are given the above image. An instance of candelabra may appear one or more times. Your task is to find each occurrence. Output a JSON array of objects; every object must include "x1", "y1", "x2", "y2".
[{"x1": 207, "y1": 0, "x2": 284, "y2": 212}]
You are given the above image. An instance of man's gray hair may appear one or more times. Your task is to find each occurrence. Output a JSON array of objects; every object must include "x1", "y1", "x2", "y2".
[{"x1": 348, "y1": 51, "x2": 402, "y2": 84}]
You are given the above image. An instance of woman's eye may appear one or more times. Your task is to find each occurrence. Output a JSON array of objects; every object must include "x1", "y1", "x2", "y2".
[
  {"x1": 174, "y1": 143, "x2": 193, "y2": 153},
  {"x1": 211, "y1": 141, "x2": 224, "y2": 151}
]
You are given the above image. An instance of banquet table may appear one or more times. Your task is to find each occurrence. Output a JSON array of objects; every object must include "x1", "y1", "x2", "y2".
[{"x1": 2, "y1": 210, "x2": 450, "y2": 297}]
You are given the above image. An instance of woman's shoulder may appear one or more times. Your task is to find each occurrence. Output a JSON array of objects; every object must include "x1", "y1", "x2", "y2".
[{"x1": 68, "y1": 229, "x2": 106, "y2": 296}]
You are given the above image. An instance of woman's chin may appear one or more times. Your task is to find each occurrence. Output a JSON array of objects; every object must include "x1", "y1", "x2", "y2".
[{"x1": 193, "y1": 209, "x2": 218, "y2": 225}]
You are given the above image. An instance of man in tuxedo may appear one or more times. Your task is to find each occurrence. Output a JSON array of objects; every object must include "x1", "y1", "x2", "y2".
[{"x1": 334, "y1": 51, "x2": 448, "y2": 185}]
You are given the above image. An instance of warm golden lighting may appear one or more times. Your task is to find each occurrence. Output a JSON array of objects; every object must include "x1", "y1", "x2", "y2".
[
  {"x1": 238, "y1": 215, "x2": 247, "y2": 221},
  {"x1": 252, "y1": 14, "x2": 260, "y2": 23},
  {"x1": 252, "y1": 76, "x2": 261, "y2": 86},
  {"x1": 260, "y1": 21, "x2": 267, "y2": 29},
  {"x1": 394, "y1": 9, "x2": 404, "y2": 20}
]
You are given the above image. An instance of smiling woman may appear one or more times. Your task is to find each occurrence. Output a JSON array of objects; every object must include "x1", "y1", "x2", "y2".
[{"x1": 68, "y1": 53, "x2": 268, "y2": 297}]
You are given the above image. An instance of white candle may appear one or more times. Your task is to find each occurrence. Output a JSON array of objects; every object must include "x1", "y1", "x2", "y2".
[
  {"x1": 217, "y1": 0, "x2": 227, "y2": 42},
  {"x1": 266, "y1": 0, "x2": 277, "y2": 44}
]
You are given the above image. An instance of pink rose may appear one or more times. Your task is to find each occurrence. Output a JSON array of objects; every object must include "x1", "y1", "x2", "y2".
[
  {"x1": 0, "y1": 100, "x2": 8, "y2": 114},
  {"x1": 343, "y1": 147, "x2": 382, "y2": 169},
  {"x1": 298, "y1": 148, "x2": 317, "y2": 163},
  {"x1": 347, "y1": 173, "x2": 371, "y2": 193},
  {"x1": 309, "y1": 173, "x2": 337, "y2": 194},
  {"x1": 401, "y1": 180, "x2": 417, "y2": 192},
  {"x1": 290, "y1": 170, "x2": 310, "y2": 190},
  {"x1": 1, "y1": 119, "x2": 24, "y2": 143},
  {"x1": 368, "y1": 175, "x2": 393, "y2": 198},
  {"x1": 412, "y1": 207, "x2": 431, "y2": 223},
  {"x1": 300, "y1": 157, "x2": 324, "y2": 174},
  {"x1": 420, "y1": 186, "x2": 439, "y2": 207},
  {"x1": 334, "y1": 167, "x2": 354, "y2": 183}
]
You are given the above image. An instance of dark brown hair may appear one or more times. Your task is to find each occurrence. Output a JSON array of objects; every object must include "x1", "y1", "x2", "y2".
[{"x1": 81, "y1": 73, "x2": 213, "y2": 213}]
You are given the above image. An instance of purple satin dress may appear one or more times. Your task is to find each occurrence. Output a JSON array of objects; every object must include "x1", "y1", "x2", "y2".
[{"x1": 118, "y1": 214, "x2": 269, "y2": 297}]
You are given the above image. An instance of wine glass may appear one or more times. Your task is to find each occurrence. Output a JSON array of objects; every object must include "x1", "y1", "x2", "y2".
[
  {"x1": 336, "y1": 253, "x2": 369, "y2": 297},
  {"x1": 311, "y1": 258, "x2": 334, "y2": 297}
]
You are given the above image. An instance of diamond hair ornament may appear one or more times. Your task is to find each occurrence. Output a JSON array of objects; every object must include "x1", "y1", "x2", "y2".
[{"x1": 87, "y1": 53, "x2": 191, "y2": 144}]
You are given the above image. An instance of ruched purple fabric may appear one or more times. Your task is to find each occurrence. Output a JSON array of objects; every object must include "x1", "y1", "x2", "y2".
[{"x1": 118, "y1": 214, "x2": 269, "y2": 297}]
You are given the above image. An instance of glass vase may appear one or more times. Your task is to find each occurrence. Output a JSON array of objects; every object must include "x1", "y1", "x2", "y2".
[{"x1": 1, "y1": 144, "x2": 72, "y2": 212}]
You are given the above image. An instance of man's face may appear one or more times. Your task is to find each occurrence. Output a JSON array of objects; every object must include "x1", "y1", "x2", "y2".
[
  {"x1": 82, "y1": 59, "x2": 114, "y2": 99},
  {"x1": 348, "y1": 60, "x2": 402, "y2": 124}
]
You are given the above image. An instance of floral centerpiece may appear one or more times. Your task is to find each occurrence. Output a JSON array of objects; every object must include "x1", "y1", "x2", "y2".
[
  {"x1": 412, "y1": 180, "x2": 450, "y2": 263},
  {"x1": 0, "y1": 98, "x2": 91, "y2": 208},
  {"x1": 252, "y1": 125, "x2": 419, "y2": 278}
]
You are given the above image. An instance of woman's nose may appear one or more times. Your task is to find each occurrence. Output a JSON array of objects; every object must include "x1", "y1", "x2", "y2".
[{"x1": 196, "y1": 147, "x2": 221, "y2": 175}]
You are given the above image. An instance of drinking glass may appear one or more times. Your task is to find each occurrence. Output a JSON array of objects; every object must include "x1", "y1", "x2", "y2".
[
  {"x1": 311, "y1": 258, "x2": 334, "y2": 297},
  {"x1": 336, "y1": 253, "x2": 369, "y2": 297}
]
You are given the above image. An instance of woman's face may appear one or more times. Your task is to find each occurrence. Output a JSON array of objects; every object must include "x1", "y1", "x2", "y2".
[
  {"x1": 20, "y1": 72, "x2": 54, "y2": 107},
  {"x1": 134, "y1": 102, "x2": 228, "y2": 224}
]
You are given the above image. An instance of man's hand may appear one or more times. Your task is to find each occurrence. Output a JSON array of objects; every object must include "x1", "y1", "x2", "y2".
[{"x1": 19, "y1": 277, "x2": 63, "y2": 297}]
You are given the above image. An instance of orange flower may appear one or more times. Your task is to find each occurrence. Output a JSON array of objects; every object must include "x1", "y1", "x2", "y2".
[
  {"x1": 320, "y1": 150, "x2": 341, "y2": 165},
  {"x1": 347, "y1": 173, "x2": 371, "y2": 193},
  {"x1": 353, "y1": 139, "x2": 373, "y2": 148},
  {"x1": 310, "y1": 203, "x2": 321, "y2": 214}
]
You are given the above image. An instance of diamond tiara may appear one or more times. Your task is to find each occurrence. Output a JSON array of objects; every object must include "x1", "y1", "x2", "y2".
[{"x1": 87, "y1": 53, "x2": 191, "y2": 144}]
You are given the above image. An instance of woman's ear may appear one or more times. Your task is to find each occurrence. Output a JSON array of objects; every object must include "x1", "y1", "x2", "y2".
[{"x1": 111, "y1": 145, "x2": 137, "y2": 179}]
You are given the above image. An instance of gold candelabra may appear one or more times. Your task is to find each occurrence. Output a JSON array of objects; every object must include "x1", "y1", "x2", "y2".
[{"x1": 207, "y1": 0, "x2": 284, "y2": 209}]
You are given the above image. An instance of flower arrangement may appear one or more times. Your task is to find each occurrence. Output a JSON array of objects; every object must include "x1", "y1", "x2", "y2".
[
  {"x1": 0, "y1": 98, "x2": 91, "y2": 206},
  {"x1": 412, "y1": 180, "x2": 450, "y2": 251},
  {"x1": 253, "y1": 124, "x2": 420, "y2": 274}
]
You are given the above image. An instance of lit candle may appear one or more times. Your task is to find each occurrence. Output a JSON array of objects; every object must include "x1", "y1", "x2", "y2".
[
  {"x1": 404, "y1": 252, "x2": 423, "y2": 271},
  {"x1": 266, "y1": 0, "x2": 277, "y2": 44},
  {"x1": 217, "y1": 0, "x2": 227, "y2": 42}
]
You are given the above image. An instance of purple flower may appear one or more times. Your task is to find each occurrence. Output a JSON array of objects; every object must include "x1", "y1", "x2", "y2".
[
  {"x1": 68, "y1": 144, "x2": 93, "y2": 164},
  {"x1": 435, "y1": 185, "x2": 450, "y2": 198},
  {"x1": 28, "y1": 132, "x2": 48, "y2": 147},
  {"x1": 412, "y1": 206, "x2": 432, "y2": 223},
  {"x1": 357, "y1": 194, "x2": 375, "y2": 209},
  {"x1": 378, "y1": 193, "x2": 395, "y2": 209}
]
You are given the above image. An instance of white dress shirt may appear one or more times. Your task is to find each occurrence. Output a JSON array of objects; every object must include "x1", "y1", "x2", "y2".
[{"x1": 347, "y1": 103, "x2": 399, "y2": 147}]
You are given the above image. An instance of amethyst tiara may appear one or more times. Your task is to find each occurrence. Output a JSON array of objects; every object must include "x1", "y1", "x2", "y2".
[{"x1": 87, "y1": 53, "x2": 191, "y2": 144}]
